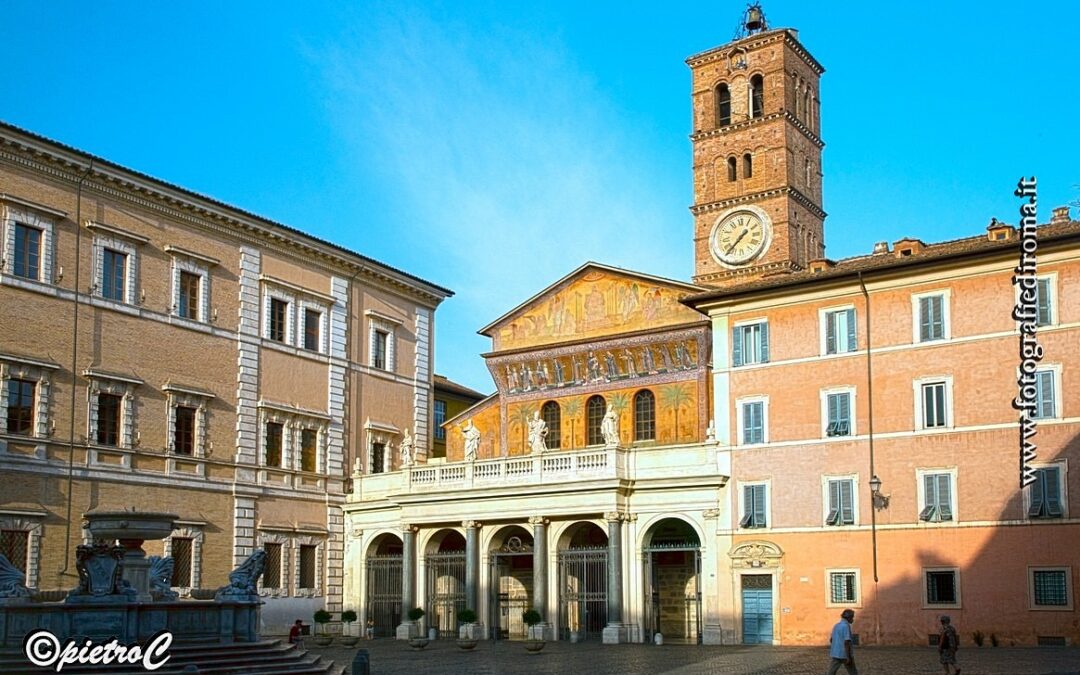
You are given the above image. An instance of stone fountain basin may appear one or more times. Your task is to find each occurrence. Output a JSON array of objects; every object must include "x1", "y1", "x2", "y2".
[{"x1": 84, "y1": 511, "x2": 178, "y2": 543}]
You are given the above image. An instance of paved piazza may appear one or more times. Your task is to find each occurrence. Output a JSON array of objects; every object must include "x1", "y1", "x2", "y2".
[{"x1": 310, "y1": 640, "x2": 1080, "y2": 674}]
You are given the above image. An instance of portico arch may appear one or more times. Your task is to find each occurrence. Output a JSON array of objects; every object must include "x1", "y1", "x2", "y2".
[
  {"x1": 556, "y1": 521, "x2": 609, "y2": 641},
  {"x1": 642, "y1": 517, "x2": 702, "y2": 644},
  {"x1": 425, "y1": 529, "x2": 466, "y2": 638},
  {"x1": 365, "y1": 532, "x2": 403, "y2": 637},
  {"x1": 488, "y1": 525, "x2": 534, "y2": 640}
]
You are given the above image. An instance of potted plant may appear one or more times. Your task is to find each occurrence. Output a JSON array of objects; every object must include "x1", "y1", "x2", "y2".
[
  {"x1": 313, "y1": 609, "x2": 333, "y2": 646},
  {"x1": 407, "y1": 607, "x2": 428, "y2": 649},
  {"x1": 340, "y1": 610, "x2": 359, "y2": 647},
  {"x1": 522, "y1": 609, "x2": 545, "y2": 654},
  {"x1": 456, "y1": 609, "x2": 479, "y2": 650}
]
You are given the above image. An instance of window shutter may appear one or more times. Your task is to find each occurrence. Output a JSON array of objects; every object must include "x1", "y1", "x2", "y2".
[
  {"x1": 840, "y1": 480, "x2": 854, "y2": 524},
  {"x1": 741, "y1": 487, "x2": 754, "y2": 528},
  {"x1": 1028, "y1": 469, "x2": 1046, "y2": 517},
  {"x1": 825, "y1": 312, "x2": 837, "y2": 354},
  {"x1": 845, "y1": 309, "x2": 856, "y2": 351},
  {"x1": 1044, "y1": 467, "x2": 1063, "y2": 517},
  {"x1": 826, "y1": 480, "x2": 840, "y2": 525},
  {"x1": 919, "y1": 298, "x2": 931, "y2": 341},
  {"x1": 732, "y1": 327, "x2": 744, "y2": 367},
  {"x1": 937, "y1": 474, "x2": 952, "y2": 521},
  {"x1": 1036, "y1": 278, "x2": 1052, "y2": 325},
  {"x1": 932, "y1": 296, "x2": 944, "y2": 338},
  {"x1": 759, "y1": 322, "x2": 769, "y2": 363},
  {"x1": 920, "y1": 474, "x2": 937, "y2": 521},
  {"x1": 753, "y1": 485, "x2": 766, "y2": 527},
  {"x1": 1036, "y1": 371, "x2": 1055, "y2": 419},
  {"x1": 839, "y1": 394, "x2": 850, "y2": 429}
]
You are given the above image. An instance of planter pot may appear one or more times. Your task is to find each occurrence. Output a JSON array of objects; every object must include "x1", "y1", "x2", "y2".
[
  {"x1": 456, "y1": 639, "x2": 478, "y2": 651},
  {"x1": 408, "y1": 638, "x2": 430, "y2": 650},
  {"x1": 314, "y1": 635, "x2": 333, "y2": 646},
  {"x1": 523, "y1": 639, "x2": 546, "y2": 654},
  {"x1": 340, "y1": 636, "x2": 359, "y2": 647}
]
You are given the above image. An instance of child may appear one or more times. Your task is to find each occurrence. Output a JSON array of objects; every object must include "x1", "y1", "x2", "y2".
[{"x1": 288, "y1": 619, "x2": 306, "y2": 650}]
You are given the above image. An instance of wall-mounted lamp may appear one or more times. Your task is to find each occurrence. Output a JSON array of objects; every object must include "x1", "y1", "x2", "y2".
[
  {"x1": 56, "y1": 265, "x2": 64, "y2": 283},
  {"x1": 870, "y1": 474, "x2": 890, "y2": 510}
]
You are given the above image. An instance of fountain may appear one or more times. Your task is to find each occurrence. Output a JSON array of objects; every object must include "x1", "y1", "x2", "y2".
[{"x1": 79, "y1": 510, "x2": 178, "y2": 602}]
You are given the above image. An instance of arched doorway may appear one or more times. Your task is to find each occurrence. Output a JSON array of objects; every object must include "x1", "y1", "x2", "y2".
[
  {"x1": 425, "y1": 529, "x2": 466, "y2": 638},
  {"x1": 365, "y1": 533, "x2": 403, "y2": 637},
  {"x1": 642, "y1": 518, "x2": 701, "y2": 644},
  {"x1": 488, "y1": 526, "x2": 533, "y2": 640},
  {"x1": 556, "y1": 521, "x2": 608, "y2": 641}
]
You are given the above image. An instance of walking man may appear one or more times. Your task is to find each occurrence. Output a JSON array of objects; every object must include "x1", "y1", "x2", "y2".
[
  {"x1": 938, "y1": 615, "x2": 961, "y2": 674},
  {"x1": 827, "y1": 609, "x2": 858, "y2": 675}
]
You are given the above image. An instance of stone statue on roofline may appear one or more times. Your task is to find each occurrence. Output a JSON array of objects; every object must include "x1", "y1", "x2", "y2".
[{"x1": 400, "y1": 428, "x2": 414, "y2": 467}]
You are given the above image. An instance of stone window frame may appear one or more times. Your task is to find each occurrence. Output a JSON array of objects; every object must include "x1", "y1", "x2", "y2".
[
  {"x1": 88, "y1": 223, "x2": 147, "y2": 306},
  {"x1": 366, "y1": 310, "x2": 401, "y2": 372},
  {"x1": 1031, "y1": 364, "x2": 1063, "y2": 421},
  {"x1": 163, "y1": 384, "x2": 213, "y2": 458},
  {"x1": 911, "y1": 289, "x2": 952, "y2": 344},
  {"x1": 738, "y1": 479, "x2": 771, "y2": 530},
  {"x1": 0, "y1": 511, "x2": 45, "y2": 589},
  {"x1": 913, "y1": 375, "x2": 953, "y2": 431},
  {"x1": 2, "y1": 201, "x2": 57, "y2": 284},
  {"x1": 261, "y1": 276, "x2": 333, "y2": 351},
  {"x1": 364, "y1": 419, "x2": 399, "y2": 474},
  {"x1": 84, "y1": 369, "x2": 141, "y2": 450},
  {"x1": 818, "y1": 304, "x2": 857, "y2": 356},
  {"x1": 736, "y1": 395, "x2": 769, "y2": 446},
  {"x1": 163, "y1": 523, "x2": 205, "y2": 597},
  {"x1": 167, "y1": 249, "x2": 214, "y2": 324},
  {"x1": 262, "y1": 286, "x2": 295, "y2": 345},
  {"x1": 293, "y1": 534, "x2": 325, "y2": 598},
  {"x1": 915, "y1": 467, "x2": 959, "y2": 525},
  {"x1": 257, "y1": 531, "x2": 291, "y2": 597},
  {"x1": 922, "y1": 566, "x2": 962, "y2": 609},
  {"x1": 294, "y1": 420, "x2": 326, "y2": 474},
  {"x1": 1024, "y1": 460, "x2": 1068, "y2": 521},
  {"x1": 821, "y1": 473, "x2": 860, "y2": 527},
  {"x1": 297, "y1": 299, "x2": 328, "y2": 354},
  {"x1": 1028, "y1": 565, "x2": 1073, "y2": 611},
  {"x1": 820, "y1": 386, "x2": 856, "y2": 438},
  {"x1": 825, "y1": 567, "x2": 862, "y2": 608},
  {"x1": 0, "y1": 354, "x2": 57, "y2": 443},
  {"x1": 258, "y1": 401, "x2": 329, "y2": 474}
]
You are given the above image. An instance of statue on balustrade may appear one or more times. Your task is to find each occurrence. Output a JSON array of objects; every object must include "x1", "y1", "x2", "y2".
[
  {"x1": 527, "y1": 411, "x2": 548, "y2": 455},
  {"x1": 462, "y1": 419, "x2": 481, "y2": 462}
]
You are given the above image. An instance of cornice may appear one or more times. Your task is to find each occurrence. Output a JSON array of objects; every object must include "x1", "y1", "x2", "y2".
[
  {"x1": 691, "y1": 187, "x2": 827, "y2": 220},
  {"x1": 686, "y1": 29, "x2": 824, "y2": 76},
  {"x1": 690, "y1": 111, "x2": 823, "y2": 150}
]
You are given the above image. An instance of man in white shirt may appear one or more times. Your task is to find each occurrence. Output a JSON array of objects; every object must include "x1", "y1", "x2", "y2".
[{"x1": 827, "y1": 608, "x2": 857, "y2": 674}]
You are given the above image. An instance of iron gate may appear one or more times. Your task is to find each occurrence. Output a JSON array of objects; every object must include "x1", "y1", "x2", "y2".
[
  {"x1": 365, "y1": 554, "x2": 402, "y2": 638},
  {"x1": 490, "y1": 552, "x2": 532, "y2": 640},
  {"x1": 643, "y1": 545, "x2": 702, "y2": 644},
  {"x1": 426, "y1": 552, "x2": 466, "y2": 638},
  {"x1": 557, "y1": 547, "x2": 607, "y2": 641}
]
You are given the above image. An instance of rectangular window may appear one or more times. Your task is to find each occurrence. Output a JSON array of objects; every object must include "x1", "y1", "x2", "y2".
[
  {"x1": 920, "y1": 473, "x2": 953, "y2": 522},
  {"x1": 732, "y1": 322, "x2": 768, "y2": 366},
  {"x1": 1033, "y1": 369, "x2": 1056, "y2": 420},
  {"x1": 269, "y1": 299, "x2": 288, "y2": 343},
  {"x1": 921, "y1": 382, "x2": 947, "y2": 428},
  {"x1": 926, "y1": 570, "x2": 958, "y2": 605},
  {"x1": 299, "y1": 544, "x2": 317, "y2": 589},
  {"x1": 1028, "y1": 466, "x2": 1064, "y2": 519},
  {"x1": 826, "y1": 392, "x2": 852, "y2": 437},
  {"x1": 263, "y1": 542, "x2": 282, "y2": 589},
  {"x1": 741, "y1": 400, "x2": 764, "y2": 445},
  {"x1": 0, "y1": 530, "x2": 29, "y2": 574},
  {"x1": 826, "y1": 479, "x2": 855, "y2": 526},
  {"x1": 178, "y1": 271, "x2": 201, "y2": 320},
  {"x1": 6, "y1": 379, "x2": 35, "y2": 435},
  {"x1": 1032, "y1": 570, "x2": 1069, "y2": 607},
  {"x1": 373, "y1": 330, "x2": 389, "y2": 370},
  {"x1": 433, "y1": 400, "x2": 447, "y2": 441},
  {"x1": 371, "y1": 441, "x2": 386, "y2": 474},
  {"x1": 829, "y1": 571, "x2": 857, "y2": 604},
  {"x1": 265, "y1": 422, "x2": 283, "y2": 467},
  {"x1": 918, "y1": 295, "x2": 946, "y2": 342},
  {"x1": 96, "y1": 393, "x2": 121, "y2": 446},
  {"x1": 170, "y1": 537, "x2": 193, "y2": 587},
  {"x1": 740, "y1": 483, "x2": 767, "y2": 528},
  {"x1": 1035, "y1": 277, "x2": 1053, "y2": 327},
  {"x1": 13, "y1": 223, "x2": 42, "y2": 281},
  {"x1": 300, "y1": 428, "x2": 317, "y2": 473},
  {"x1": 101, "y1": 249, "x2": 127, "y2": 302},
  {"x1": 825, "y1": 308, "x2": 856, "y2": 354},
  {"x1": 173, "y1": 406, "x2": 196, "y2": 456},
  {"x1": 303, "y1": 309, "x2": 321, "y2": 352}
]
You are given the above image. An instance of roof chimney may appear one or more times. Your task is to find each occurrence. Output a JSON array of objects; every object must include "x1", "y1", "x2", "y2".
[
  {"x1": 1051, "y1": 206, "x2": 1071, "y2": 225},
  {"x1": 872, "y1": 241, "x2": 890, "y2": 255}
]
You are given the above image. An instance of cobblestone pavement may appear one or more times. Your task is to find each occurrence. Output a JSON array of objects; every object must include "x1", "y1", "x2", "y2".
[{"x1": 307, "y1": 639, "x2": 1080, "y2": 675}]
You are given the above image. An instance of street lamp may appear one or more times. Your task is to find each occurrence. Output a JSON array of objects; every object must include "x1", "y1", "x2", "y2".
[{"x1": 869, "y1": 474, "x2": 890, "y2": 510}]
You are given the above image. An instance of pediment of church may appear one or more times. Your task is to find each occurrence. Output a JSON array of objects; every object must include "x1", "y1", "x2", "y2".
[{"x1": 480, "y1": 263, "x2": 706, "y2": 352}]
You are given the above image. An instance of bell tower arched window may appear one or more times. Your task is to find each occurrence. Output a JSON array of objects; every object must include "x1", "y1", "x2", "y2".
[
  {"x1": 541, "y1": 400, "x2": 561, "y2": 450},
  {"x1": 804, "y1": 90, "x2": 812, "y2": 127},
  {"x1": 750, "y1": 75, "x2": 764, "y2": 119},
  {"x1": 634, "y1": 390, "x2": 656, "y2": 441},
  {"x1": 743, "y1": 153, "x2": 753, "y2": 179},
  {"x1": 716, "y1": 84, "x2": 731, "y2": 127},
  {"x1": 727, "y1": 157, "x2": 737, "y2": 182},
  {"x1": 586, "y1": 396, "x2": 606, "y2": 446}
]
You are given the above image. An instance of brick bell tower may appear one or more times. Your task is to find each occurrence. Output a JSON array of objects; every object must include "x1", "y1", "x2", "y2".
[{"x1": 689, "y1": 5, "x2": 826, "y2": 287}]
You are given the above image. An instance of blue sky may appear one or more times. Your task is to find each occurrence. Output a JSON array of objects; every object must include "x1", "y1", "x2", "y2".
[{"x1": 4, "y1": 2, "x2": 1077, "y2": 393}]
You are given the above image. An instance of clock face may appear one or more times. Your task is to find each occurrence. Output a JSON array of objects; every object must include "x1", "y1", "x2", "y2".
[{"x1": 710, "y1": 209, "x2": 771, "y2": 266}]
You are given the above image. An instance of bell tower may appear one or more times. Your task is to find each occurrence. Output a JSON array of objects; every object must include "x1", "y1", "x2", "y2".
[{"x1": 688, "y1": 5, "x2": 826, "y2": 287}]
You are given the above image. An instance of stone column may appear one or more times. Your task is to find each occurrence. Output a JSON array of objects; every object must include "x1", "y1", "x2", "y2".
[
  {"x1": 602, "y1": 511, "x2": 626, "y2": 644},
  {"x1": 396, "y1": 524, "x2": 417, "y2": 640},
  {"x1": 701, "y1": 508, "x2": 725, "y2": 645},
  {"x1": 529, "y1": 516, "x2": 549, "y2": 639},
  {"x1": 463, "y1": 520, "x2": 482, "y2": 639}
]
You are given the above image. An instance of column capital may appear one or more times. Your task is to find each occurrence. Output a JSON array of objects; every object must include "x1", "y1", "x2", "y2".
[
  {"x1": 401, "y1": 523, "x2": 418, "y2": 534},
  {"x1": 527, "y1": 516, "x2": 549, "y2": 526},
  {"x1": 603, "y1": 511, "x2": 624, "y2": 523},
  {"x1": 461, "y1": 520, "x2": 482, "y2": 529}
]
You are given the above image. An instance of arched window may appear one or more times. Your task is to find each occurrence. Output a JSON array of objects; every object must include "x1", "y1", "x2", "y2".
[
  {"x1": 805, "y1": 158, "x2": 812, "y2": 187},
  {"x1": 586, "y1": 396, "x2": 606, "y2": 446},
  {"x1": 750, "y1": 75, "x2": 764, "y2": 119},
  {"x1": 634, "y1": 390, "x2": 656, "y2": 441},
  {"x1": 727, "y1": 157, "x2": 737, "y2": 182},
  {"x1": 743, "y1": 153, "x2": 753, "y2": 179},
  {"x1": 541, "y1": 400, "x2": 561, "y2": 450},
  {"x1": 803, "y1": 90, "x2": 812, "y2": 127},
  {"x1": 716, "y1": 84, "x2": 731, "y2": 127}
]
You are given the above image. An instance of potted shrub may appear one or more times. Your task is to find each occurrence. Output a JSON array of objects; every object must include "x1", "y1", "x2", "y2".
[
  {"x1": 407, "y1": 607, "x2": 428, "y2": 649},
  {"x1": 313, "y1": 609, "x2": 333, "y2": 646},
  {"x1": 340, "y1": 610, "x2": 359, "y2": 647},
  {"x1": 456, "y1": 609, "x2": 479, "y2": 650},
  {"x1": 522, "y1": 609, "x2": 545, "y2": 654}
]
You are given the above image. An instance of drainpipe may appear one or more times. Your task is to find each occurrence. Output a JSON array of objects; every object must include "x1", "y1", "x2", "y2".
[
  {"x1": 60, "y1": 159, "x2": 94, "y2": 578},
  {"x1": 857, "y1": 271, "x2": 880, "y2": 644}
]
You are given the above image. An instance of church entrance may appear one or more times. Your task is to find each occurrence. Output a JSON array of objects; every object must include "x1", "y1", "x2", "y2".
[
  {"x1": 489, "y1": 526, "x2": 534, "y2": 640},
  {"x1": 365, "y1": 533, "x2": 403, "y2": 638},
  {"x1": 643, "y1": 518, "x2": 701, "y2": 644},
  {"x1": 556, "y1": 522, "x2": 608, "y2": 641},
  {"x1": 425, "y1": 530, "x2": 466, "y2": 639}
]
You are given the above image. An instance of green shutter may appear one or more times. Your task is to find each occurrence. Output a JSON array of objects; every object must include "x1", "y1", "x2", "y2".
[
  {"x1": 920, "y1": 474, "x2": 937, "y2": 521},
  {"x1": 825, "y1": 312, "x2": 837, "y2": 354},
  {"x1": 753, "y1": 485, "x2": 766, "y2": 527},
  {"x1": 840, "y1": 480, "x2": 855, "y2": 524},
  {"x1": 1044, "y1": 467, "x2": 1063, "y2": 517},
  {"x1": 1036, "y1": 278, "x2": 1052, "y2": 326},
  {"x1": 845, "y1": 309, "x2": 857, "y2": 351},
  {"x1": 759, "y1": 322, "x2": 769, "y2": 363},
  {"x1": 826, "y1": 480, "x2": 840, "y2": 525},
  {"x1": 1035, "y1": 371, "x2": 1055, "y2": 419},
  {"x1": 937, "y1": 474, "x2": 952, "y2": 521},
  {"x1": 1028, "y1": 469, "x2": 1046, "y2": 517},
  {"x1": 732, "y1": 327, "x2": 744, "y2": 367},
  {"x1": 741, "y1": 486, "x2": 754, "y2": 527},
  {"x1": 919, "y1": 297, "x2": 932, "y2": 341}
]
